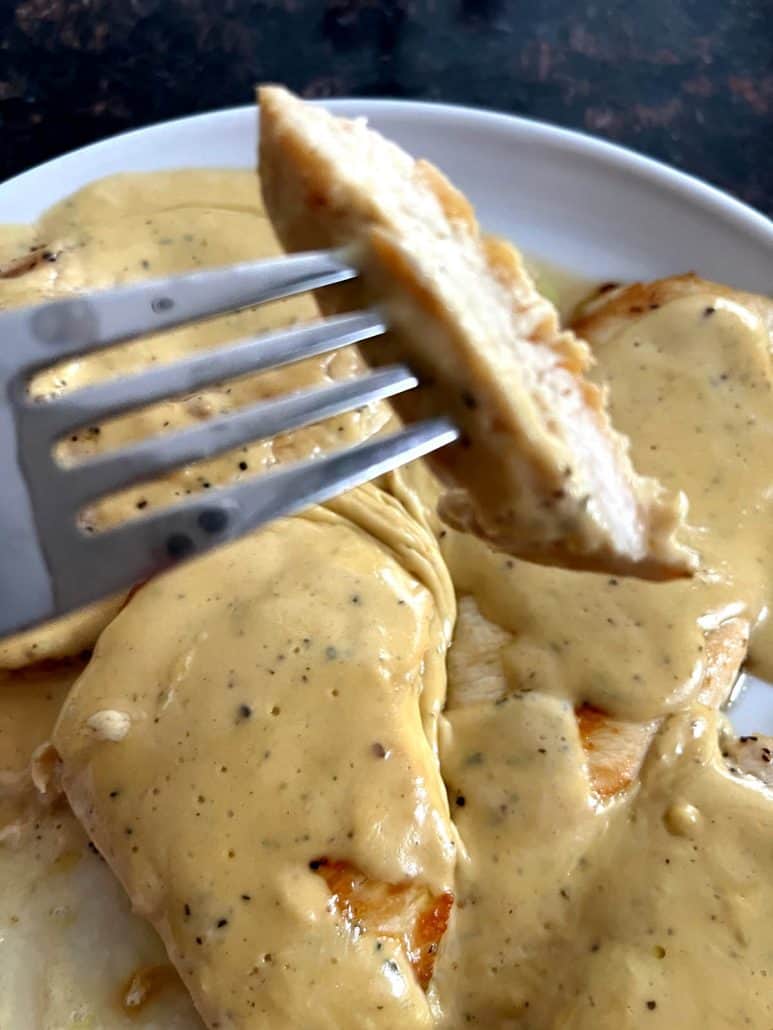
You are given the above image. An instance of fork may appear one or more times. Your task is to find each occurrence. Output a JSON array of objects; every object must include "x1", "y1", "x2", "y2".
[{"x1": 0, "y1": 250, "x2": 458, "y2": 637}]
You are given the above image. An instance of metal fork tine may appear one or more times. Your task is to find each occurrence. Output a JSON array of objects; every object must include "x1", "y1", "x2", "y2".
[
  {"x1": 33, "y1": 311, "x2": 385, "y2": 437},
  {"x1": 53, "y1": 419, "x2": 459, "y2": 612},
  {"x1": 1, "y1": 247, "x2": 463, "y2": 638},
  {"x1": 2, "y1": 250, "x2": 356, "y2": 373},
  {"x1": 57, "y1": 366, "x2": 417, "y2": 504}
]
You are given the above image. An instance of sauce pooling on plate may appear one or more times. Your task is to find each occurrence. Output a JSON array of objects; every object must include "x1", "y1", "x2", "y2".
[{"x1": 0, "y1": 171, "x2": 772, "y2": 1029}]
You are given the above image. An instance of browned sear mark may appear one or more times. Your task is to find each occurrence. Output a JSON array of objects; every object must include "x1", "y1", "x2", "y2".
[
  {"x1": 576, "y1": 704, "x2": 657, "y2": 801},
  {"x1": 312, "y1": 858, "x2": 453, "y2": 990},
  {"x1": 0, "y1": 246, "x2": 59, "y2": 279}
]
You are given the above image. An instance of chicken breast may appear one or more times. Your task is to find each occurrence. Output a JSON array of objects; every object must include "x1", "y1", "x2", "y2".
[
  {"x1": 258, "y1": 85, "x2": 692, "y2": 580},
  {"x1": 434, "y1": 547, "x2": 754, "y2": 1024},
  {"x1": 53, "y1": 484, "x2": 457, "y2": 1030},
  {"x1": 573, "y1": 272, "x2": 773, "y2": 683}
]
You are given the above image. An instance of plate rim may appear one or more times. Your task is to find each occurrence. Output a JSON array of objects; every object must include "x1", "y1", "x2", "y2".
[{"x1": 1, "y1": 97, "x2": 771, "y2": 253}]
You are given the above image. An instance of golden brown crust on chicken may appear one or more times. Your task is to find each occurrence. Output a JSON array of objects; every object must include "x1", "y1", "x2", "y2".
[
  {"x1": 576, "y1": 706, "x2": 659, "y2": 801},
  {"x1": 313, "y1": 858, "x2": 453, "y2": 990},
  {"x1": 573, "y1": 273, "x2": 773, "y2": 346},
  {"x1": 258, "y1": 85, "x2": 693, "y2": 581},
  {"x1": 578, "y1": 617, "x2": 749, "y2": 800}
]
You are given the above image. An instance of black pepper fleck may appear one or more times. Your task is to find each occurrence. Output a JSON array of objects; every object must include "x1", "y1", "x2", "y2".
[
  {"x1": 198, "y1": 508, "x2": 228, "y2": 534},
  {"x1": 167, "y1": 533, "x2": 195, "y2": 560}
]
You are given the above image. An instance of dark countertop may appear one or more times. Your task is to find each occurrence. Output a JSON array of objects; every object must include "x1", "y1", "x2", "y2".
[{"x1": 1, "y1": 0, "x2": 771, "y2": 216}]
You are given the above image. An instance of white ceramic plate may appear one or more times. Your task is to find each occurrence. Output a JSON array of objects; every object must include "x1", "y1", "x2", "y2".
[{"x1": 1, "y1": 99, "x2": 772, "y2": 731}]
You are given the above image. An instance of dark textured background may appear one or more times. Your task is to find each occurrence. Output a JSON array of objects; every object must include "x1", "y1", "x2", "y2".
[{"x1": 1, "y1": 0, "x2": 771, "y2": 214}]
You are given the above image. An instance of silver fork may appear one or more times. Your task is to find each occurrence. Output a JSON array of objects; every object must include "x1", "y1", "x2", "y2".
[{"x1": 0, "y1": 250, "x2": 458, "y2": 637}]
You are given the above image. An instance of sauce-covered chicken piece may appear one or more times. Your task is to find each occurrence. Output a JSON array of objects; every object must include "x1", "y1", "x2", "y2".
[
  {"x1": 53, "y1": 485, "x2": 457, "y2": 1030},
  {"x1": 430, "y1": 273, "x2": 773, "y2": 1026},
  {"x1": 259, "y1": 85, "x2": 692, "y2": 580}
]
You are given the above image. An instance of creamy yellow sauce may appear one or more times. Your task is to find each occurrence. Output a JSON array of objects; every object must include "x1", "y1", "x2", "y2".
[{"x1": 1, "y1": 170, "x2": 772, "y2": 1029}]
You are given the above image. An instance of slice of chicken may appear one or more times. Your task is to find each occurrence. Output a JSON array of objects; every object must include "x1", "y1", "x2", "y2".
[
  {"x1": 258, "y1": 85, "x2": 692, "y2": 580},
  {"x1": 447, "y1": 594, "x2": 749, "y2": 800}
]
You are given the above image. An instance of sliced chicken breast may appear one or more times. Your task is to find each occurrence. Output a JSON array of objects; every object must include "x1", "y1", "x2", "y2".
[{"x1": 258, "y1": 85, "x2": 693, "y2": 580}]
